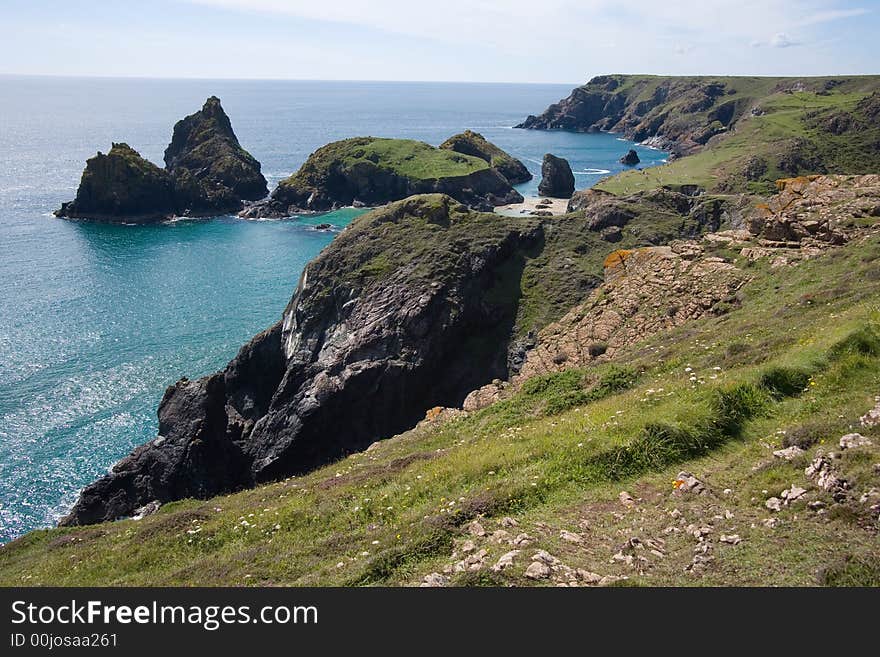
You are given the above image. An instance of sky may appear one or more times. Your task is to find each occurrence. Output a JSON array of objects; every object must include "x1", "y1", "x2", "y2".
[{"x1": 0, "y1": 0, "x2": 876, "y2": 83}]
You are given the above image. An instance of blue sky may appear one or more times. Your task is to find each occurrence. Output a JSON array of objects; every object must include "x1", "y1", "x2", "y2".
[{"x1": 0, "y1": 0, "x2": 876, "y2": 83}]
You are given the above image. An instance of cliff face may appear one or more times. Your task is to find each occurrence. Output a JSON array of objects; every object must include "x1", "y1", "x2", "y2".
[
  {"x1": 61, "y1": 195, "x2": 542, "y2": 525},
  {"x1": 55, "y1": 143, "x2": 178, "y2": 222},
  {"x1": 241, "y1": 137, "x2": 523, "y2": 218},
  {"x1": 56, "y1": 97, "x2": 266, "y2": 222},
  {"x1": 516, "y1": 75, "x2": 750, "y2": 157},
  {"x1": 439, "y1": 130, "x2": 532, "y2": 185}
]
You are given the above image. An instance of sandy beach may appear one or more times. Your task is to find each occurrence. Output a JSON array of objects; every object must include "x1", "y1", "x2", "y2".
[{"x1": 494, "y1": 196, "x2": 570, "y2": 217}]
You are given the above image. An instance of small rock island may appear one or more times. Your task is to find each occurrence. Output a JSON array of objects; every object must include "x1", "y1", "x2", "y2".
[
  {"x1": 241, "y1": 135, "x2": 526, "y2": 218},
  {"x1": 537, "y1": 153, "x2": 575, "y2": 198},
  {"x1": 619, "y1": 149, "x2": 640, "y2": 165},
  {"x1": 56, "y1": 96, "x2": 267, "y2": 222}
]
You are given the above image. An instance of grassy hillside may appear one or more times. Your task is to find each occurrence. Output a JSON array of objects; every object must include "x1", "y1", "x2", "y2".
[
  {"x1": 283, "y1": 137, "x2": 488, "y2": 183},
  {"x1": 3, "y1": 220, "x2": 879, "y2": 586},
  {"x1": 597, "y1": 85, "x2": 880, "y2": 195}
]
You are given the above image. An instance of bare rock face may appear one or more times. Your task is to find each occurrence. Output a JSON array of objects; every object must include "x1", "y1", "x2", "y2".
[
  {"x1": 747, "y1": 175, "x2": 880, "y2": 247},
  {"x1": 60, "y1": 195, "x2": 543, "y2": 525},
  {"x1": 517, "y1": 242, "x2": 748, "y2": 380},
  {"x1": 537, "y1": 154, "x2": 575, "y2": 198}
]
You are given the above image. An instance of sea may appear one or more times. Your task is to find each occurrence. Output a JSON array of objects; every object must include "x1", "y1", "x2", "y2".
[{"x1": 0, "y1": 76, "x2": 667, "y2": 543}]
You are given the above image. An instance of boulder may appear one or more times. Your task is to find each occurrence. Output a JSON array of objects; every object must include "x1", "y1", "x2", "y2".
[
  {"x1": 537, "y1": 153, "x2": 575, "y2": 198},
  {"x1": 619, "y1": 149, "x2": 640, "y2": 165}
]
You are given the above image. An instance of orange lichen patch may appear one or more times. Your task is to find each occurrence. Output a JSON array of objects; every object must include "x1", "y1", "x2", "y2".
[
  {"x1": 424, "y1": 406, "x2": 445, "y2": 422},
  {"x1": 775, "y1": 175, "x2": 821, "y2": 192},
  {"x1": 603, "y1": 249, "x2": 633, "y2": 270}
]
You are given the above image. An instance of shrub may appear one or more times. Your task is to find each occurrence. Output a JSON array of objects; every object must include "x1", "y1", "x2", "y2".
[
  {"x1": 587, "y1": 342, "x2": 608, "y2": 357},
  {"x1": 759, "y1": 366, "x2": 811, "y2": 398},
  {"x1": 828, "y1": 325, "x2": 880, "y2": 360}
]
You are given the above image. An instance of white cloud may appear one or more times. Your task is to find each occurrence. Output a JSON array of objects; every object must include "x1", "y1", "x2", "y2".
[
  {"x1": 770, "y1": 32, "x2": 799, "y2": 47},
  {"x1": 798, "y1": 7, "x2": 870, "y2": 26}
]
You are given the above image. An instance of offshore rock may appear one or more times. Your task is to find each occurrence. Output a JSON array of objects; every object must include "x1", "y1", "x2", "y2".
[
  {"x1": 56, "y1": 97, "x2": 266, "y2": 222},
  {"x1": 537, "y1": 154, "x2": 575, "y2": 198},
  {"x1": 620, "y1": 149, "x2": 640, "y2": 166},
  {"x1": 241, "y1": 137, "x2": 522, "y2": 217},
  {"x1": 164, "y1": 95, "x2": 268, "y2": 214},
  {"x1": 54, "y1": 143, "x2": 177, "y2": 222}
]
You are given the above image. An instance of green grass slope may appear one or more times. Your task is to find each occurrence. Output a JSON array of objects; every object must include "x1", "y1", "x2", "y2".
[{"x1": 3, "y1": 224, "x2": 879, "y2": 586}]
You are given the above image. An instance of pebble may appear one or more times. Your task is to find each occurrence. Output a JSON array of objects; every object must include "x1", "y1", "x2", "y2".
[
  {"x1": 467, "y1": 520, "x2": 487, "y2": 537},
  {"x1": 773, "y1": 446, "x2": 805, "y2": 461},
  {"x1": 719, "y1": 534, "x2": 742, "y2": 545},
  {"x1": 765, "y1": 497, "x2": 782, "y2": 512}
]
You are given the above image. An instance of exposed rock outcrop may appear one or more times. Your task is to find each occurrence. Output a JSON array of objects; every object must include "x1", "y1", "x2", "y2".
[
  {"x1": 537, "y1": 154, "x2": 575, "y2": 198},
  {"x1": 241, "y1": 137, "x2": 522, "y2": 218},
  {"x1": 56, "y1": 97, "x2": 266, "y2": 222},
  {"x1": 55, "y1": 143, "x2": 177, "y2": 222},
  {"x1": 61, "y1": 195, "x2": 542, "y2": 525},
  {"x1": 516, "y1": 242, "x2": 748, "y2": 379},
  {"x1": 439, "y1": 130, "x2": 532, "y2": 185},
  {"x1": 620, "y1": 149, "x2": 640, "y2": 166},
  {"x1": 748, "y1": 175, "x2": 880, "y2": 247}
]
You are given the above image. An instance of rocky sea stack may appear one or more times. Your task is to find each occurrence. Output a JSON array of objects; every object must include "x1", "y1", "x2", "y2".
[
  {"x1": 56, "y1": 96, "x2": 267, "y2": 222},
  {"x1": 537, "y1": 154, "x2": 575, "y2": 198},
  {"x1": 55, "y1": 143, "x2": 178, "y2": 222},
  {"x1": 164, "y1": 96, "x2": 268, "y2": 214},
  {"x1": 241, "y1": 137, "x2": 523, "y2": 218},
  {"x1": 620, "y1": 149, "x2": 640, "y2": 166},
  {"x1": 439, "y1": 130, "x2": 532, "y2": 185}
]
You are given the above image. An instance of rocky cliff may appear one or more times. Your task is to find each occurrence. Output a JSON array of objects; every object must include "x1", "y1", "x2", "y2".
[
  {"x1": 439, "y1": 130, "x2": 532, "y2": 185},
  {"x1": 240, "y1": 137, "x2": 523, "y2": 218},
  {"x1": 61, "y1": 181, "x2": 746, "y2": 525},
  {"x1": 61, "y1": 195, "x2": 542, "y2": 525},
  {"x1": 56, "y1": 97, "x2": 266, "y2": 222}
]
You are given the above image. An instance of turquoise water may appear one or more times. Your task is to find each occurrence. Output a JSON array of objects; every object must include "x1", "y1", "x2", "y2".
[{"x1": 0, "y1": 77, "x2": 666, "y2": 542}]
